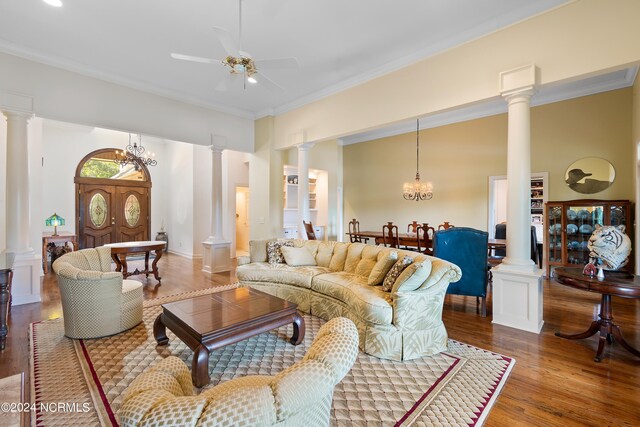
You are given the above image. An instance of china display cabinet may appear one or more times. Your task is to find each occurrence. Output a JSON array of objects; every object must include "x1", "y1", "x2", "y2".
[{"x1": 544, "y1": 199, "x2": 631, "y2": 277}]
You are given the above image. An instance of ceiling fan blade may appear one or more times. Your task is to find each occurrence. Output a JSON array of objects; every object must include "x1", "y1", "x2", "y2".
[
  {"x1": 253, "y1": 72, "x2": 285, "y2": 92},
  {"x1": 212, "y1": 26, "x2": 240, "y2": 57},
  {"x1": 170, "y1": 53, "x2": 218, "y2": 64},
  {"x1": 255, "y1": 57, "x2": 299, "y2": 70},
  {"x1": 215, "y1": 73, "x2": 237, "y2": 92}
]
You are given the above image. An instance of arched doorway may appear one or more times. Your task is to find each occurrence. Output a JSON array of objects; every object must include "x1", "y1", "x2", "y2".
[{"x1": 75, "y1": 148, "x2": 152, "y2": 248}]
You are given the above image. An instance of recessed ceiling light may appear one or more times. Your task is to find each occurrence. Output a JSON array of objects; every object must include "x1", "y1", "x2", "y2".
[
  {"x1": 247, "y1": 76, "x2": 257, "y2": 84},
  {"x1": 43, "y1": 0, "x2": 63, "y2": 7}
]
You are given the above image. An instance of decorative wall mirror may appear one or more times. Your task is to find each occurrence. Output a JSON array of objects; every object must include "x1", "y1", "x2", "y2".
[{"x1": 564, "y1": 157, "x2": 615, "y2": 194}]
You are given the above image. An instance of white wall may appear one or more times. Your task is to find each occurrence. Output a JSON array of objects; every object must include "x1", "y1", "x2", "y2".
[
  {"x1": 29, "y1": 118, "x2": 44, "y2": 256},
  {"x1": 41, "y1": 120, "x2": 169, "y2": 240},
  {"x1": 166, "y1": 141, "x2": 194, "y2": 257},
  {"x1": 192, "y1": 145, "x2": 212, "y2": 257}
]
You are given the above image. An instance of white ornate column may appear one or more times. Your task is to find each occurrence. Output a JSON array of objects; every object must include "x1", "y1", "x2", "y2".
[
  {"x1": 202, "y1": 144, "x2": 230, "y2": 273},
  {"x1": 2, "y1": 93, "x2": 41, "y2": 305},
  {"x1": 297, "y1": 143, "x2": 313, "y2": 238},
  {"x1": 492, "y1": 65, "x2": 544, "y2": 333}
]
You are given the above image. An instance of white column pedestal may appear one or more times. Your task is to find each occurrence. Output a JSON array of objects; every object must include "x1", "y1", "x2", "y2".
[
  {"x1": 202, "y1": 144, "x2": 231, "y2": 274},
  {"x1": 5, "y1": 251, "x2": 41, "y2": 305},
  {"x1": 491, "y1": 264, "x2": 544, "y2": 333},
  {"x1": 202, "y1": 238, "x2": 231, "y2": 274}
]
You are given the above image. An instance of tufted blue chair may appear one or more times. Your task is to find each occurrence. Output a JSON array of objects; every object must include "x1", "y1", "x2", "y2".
[{"x1": 433, "y1": 227, "x2": 489, "y2": 317}]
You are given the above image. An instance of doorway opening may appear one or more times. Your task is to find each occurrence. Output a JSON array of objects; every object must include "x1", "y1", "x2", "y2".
[
  {"x1": 488, "y1": 172, "x2": 548, "y2": 242},
  {"x1": 235, "y1": 186, "x2": 250, "y2": 257}
]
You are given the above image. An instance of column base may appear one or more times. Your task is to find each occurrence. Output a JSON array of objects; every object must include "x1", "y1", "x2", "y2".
[
  {"x1": 202, "y1": 239, "x2": 231, "y2": 273},
  {"x1": 491, "y1": 264, "x2": 544, "y2": 333},
  {"x1": 4, "y1": 250, "x2": 41, "y2": 306}
]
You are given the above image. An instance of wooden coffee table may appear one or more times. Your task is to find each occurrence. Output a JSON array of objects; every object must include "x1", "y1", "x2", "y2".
[{"x1": 153, "y1": 287, "x2": 305, "y2": 387}]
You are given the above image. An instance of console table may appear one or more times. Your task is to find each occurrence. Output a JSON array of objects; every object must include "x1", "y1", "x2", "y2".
[
  {"x1": 0, "y1": 253, "x2": 15, "y2": 350},
  {"x1": 104, "y1": 241, "x2": 166, "y2": 284},
  {"x1": 553, "y1": 267, "x2": 640, "y2": 362}
]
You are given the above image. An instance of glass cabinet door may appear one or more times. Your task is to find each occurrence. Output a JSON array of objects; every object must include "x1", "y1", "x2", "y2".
[
  {"x1": 547, "y1": 204, "x2": 563, "y2": 264},
  {"x1": 565, "y1": 204, "x2": 604, "y2": 266}
]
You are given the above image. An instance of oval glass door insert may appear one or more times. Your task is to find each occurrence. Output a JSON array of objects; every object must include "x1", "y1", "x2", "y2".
[
  {"x1": 89, "y1": 193, "x2": 107, "y2": 227},
  {"x1": 124, "y1": 194, "x2": 141, "y2": 226}
]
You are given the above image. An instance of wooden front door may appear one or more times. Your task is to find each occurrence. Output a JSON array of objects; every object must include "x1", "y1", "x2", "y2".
[{"x1": 75, "y1": 148, "x2": 152, "y2": 249}]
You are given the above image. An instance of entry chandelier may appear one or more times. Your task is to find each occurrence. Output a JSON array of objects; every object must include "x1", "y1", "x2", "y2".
[
  {"x1": 114, "y1": 134, "x2": 157, "y2": 170},
  {"x1": 403, "y1": 119, "x2": 433, "y2": 201}
]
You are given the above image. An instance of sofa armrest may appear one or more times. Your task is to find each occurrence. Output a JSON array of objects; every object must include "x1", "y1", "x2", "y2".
[
  {"x1": 391, "y1": 258, "x2": 461, "y2": 330},
  {"x1": 237, "y1": 255, "x2": 251, "y2": 266},
  {"x1": 414, "y1": 258, "x2": 461, "y2": 291}
]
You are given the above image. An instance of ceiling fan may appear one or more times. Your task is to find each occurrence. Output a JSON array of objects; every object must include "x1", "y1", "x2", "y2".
[{"x1": 170, "y1": 0, "x2": 298, "y2": 92}]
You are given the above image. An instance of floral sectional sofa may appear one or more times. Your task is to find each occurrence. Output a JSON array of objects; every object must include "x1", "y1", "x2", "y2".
[{"x1": 237, "y1": 239, "x2": 461, "y2": 361}]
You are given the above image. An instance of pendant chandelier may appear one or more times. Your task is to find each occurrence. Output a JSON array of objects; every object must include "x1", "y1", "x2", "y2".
[
  {"x1": 114, "y1": 134, "x2": 157, "y2": 170},
  {"x1": 402, "y1": 119, "x2": 433, "y2": 201}
]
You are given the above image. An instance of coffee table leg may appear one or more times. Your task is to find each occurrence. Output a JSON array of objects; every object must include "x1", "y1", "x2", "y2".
[
  {"x1": 152, "y1": 249, "x2": 163, "y2": 283},
  {"x1": 192, "y1": 344, "x2": 210, "y2": 387},
  {"x1": 144, "y1": 251, "x2": 150, "y2": 278},
  {"x1": 111, "y1": 254, "x2": 122, "y2": 272},
  {"x1": 290, "y1": 312, "x2": 305, "y2": 345},
  {"x1": 153, "y1": 314, "x2": 169, "y2": 346}
]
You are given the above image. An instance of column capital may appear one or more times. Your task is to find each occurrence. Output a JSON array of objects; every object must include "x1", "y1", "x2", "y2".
[
  {"x1": 296, "y1": 141, "x2": 316, "y2": 151},
  {"x1": 2, "y1": 109, "x2": 33, "y2": 121},
  {"x1": 502, "y1": 88, "x2": 535, "y2": 104},
  {"x1": 209, "y1": 145, "x2": 225, "y2": 154}
]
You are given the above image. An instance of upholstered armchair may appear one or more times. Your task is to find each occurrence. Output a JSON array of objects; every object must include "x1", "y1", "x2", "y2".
[
  {"x1": 433, "y1": 227, "x2": 489, "y2": 317},
  {"x1": 52, "y1": 246, "x2": 143, "y2": 339},
  {"x1": 119, "y1": 317, "x2": 359, "y2": 427}
]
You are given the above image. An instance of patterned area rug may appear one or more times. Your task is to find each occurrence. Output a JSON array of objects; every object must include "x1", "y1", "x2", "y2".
[{"x1": 30, "y1": 285, "x2": 514, "y2": 426}]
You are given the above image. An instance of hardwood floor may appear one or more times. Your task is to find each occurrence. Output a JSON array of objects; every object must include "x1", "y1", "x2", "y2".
[{"x1": 1, "y1": 253, "x2": 639, "y2": 426}]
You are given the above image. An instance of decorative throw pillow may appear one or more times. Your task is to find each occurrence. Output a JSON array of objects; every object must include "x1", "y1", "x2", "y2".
[
  {"x1": 267, "y1": 240, "x2": 294, "y2": 264},
  {"x1": 391, "y1": 260, "x2": 432, "y2": 293},
  {"x1": 381, "y1": 256, "x2": 414, "y2": 292},
  {"x1": 367, "y1": 251, "x2": 398, "y2": 285},
  {"x1": 280, "y1": 246, "x2": 317, "y2": 266}
]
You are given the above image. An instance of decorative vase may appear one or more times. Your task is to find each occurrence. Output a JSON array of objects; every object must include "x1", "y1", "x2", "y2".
[{"x1": 155, "y1": 231, "x2": 168, "y2": 252}]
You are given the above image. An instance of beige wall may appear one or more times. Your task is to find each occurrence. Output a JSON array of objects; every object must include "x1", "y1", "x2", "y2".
[
  {"x1": 273, "y1": 0, "x2": 640, "y2": 148},
  {"x1": 344, "y1": 89, "x2": 633, "y2": 232}
]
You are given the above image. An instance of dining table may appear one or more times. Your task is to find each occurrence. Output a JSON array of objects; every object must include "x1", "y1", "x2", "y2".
[
  {"x1": 348, "y1": 231, "x2": 507, "y2": 254},
  {"x1": 349, "y1": 230, "x2": 424, "y2": 247}
]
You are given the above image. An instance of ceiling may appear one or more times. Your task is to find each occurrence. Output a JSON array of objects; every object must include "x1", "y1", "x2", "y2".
[{"x1": 0, "y1": 0, "x2": 572, "y2": 119}]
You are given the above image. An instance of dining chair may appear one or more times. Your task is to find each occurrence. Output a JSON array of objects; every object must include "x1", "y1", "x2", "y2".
[
  {"x1": 407, "y1": 220, "x2": 419, "y2": 233},
  {"x1": 348, "y1": 218, "x2": 369, "y2": 243},
  {"x1": 303, "y1": 220, "x2": 317, "y2": 240},
  {"x1": 382, "y1": 222, "x2": 399, "y2": 248},
  {"x1": 416, "y1": 223, "x2": 435, "y2": 255},
  {"x1": 438, "y1": 221, "x2": 455, "y2": 230}
]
